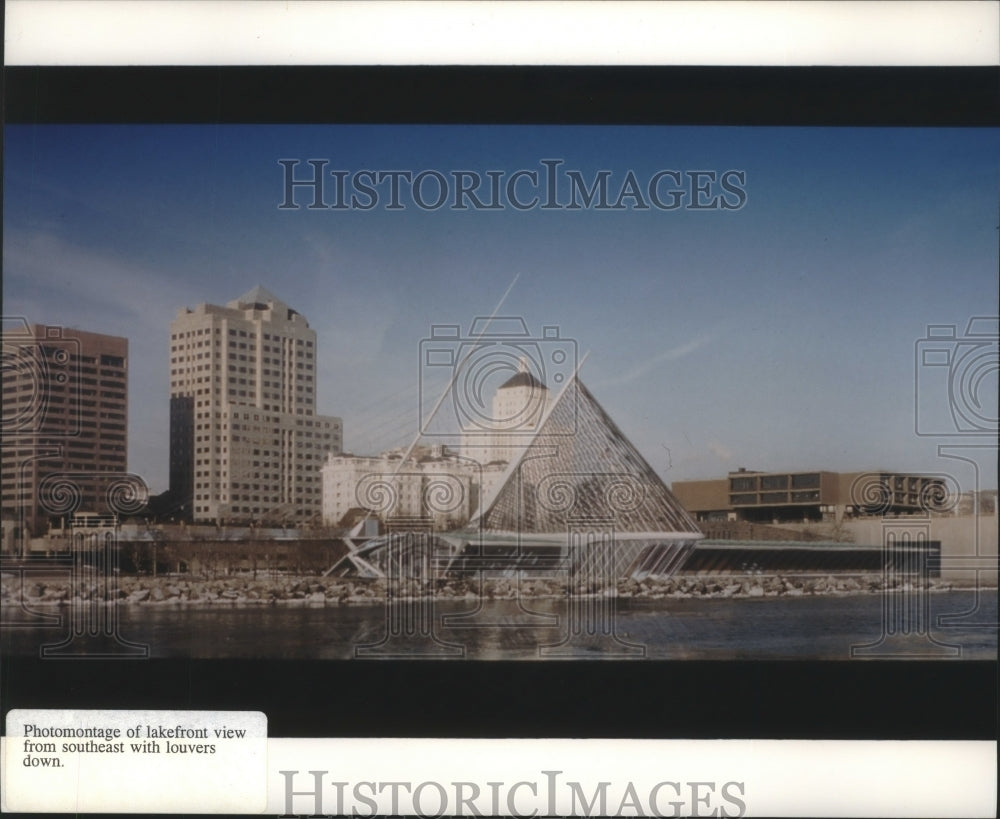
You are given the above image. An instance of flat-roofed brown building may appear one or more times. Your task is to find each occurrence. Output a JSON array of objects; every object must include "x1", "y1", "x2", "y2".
[
  {"x1": 1, "y1": 322, "x2": 129, "y2": 543},
  {"x1": 672, "y1": 468, "x2": 948, "y2": 524}
]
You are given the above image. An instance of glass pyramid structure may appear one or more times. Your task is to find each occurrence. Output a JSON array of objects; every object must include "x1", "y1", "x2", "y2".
[
  {"x1": 331, "y1": 376, "x2": 702, "y2": 581},
  {"x1": 473, "y1": 377, "x2": 700, "y2": 535}
]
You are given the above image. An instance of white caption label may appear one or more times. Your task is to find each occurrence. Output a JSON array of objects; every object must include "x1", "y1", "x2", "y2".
[{"x1": 2, "y1": 709, "x2": 267, "y2": 814}]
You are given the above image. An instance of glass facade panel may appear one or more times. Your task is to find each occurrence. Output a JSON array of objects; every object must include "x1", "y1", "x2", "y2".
[
  {"x1": 478, "y1": 379, "x2": 700, "y2": 535},
  {"x1": 333, "y1": 377, "x2": 702, "y2": 581}
]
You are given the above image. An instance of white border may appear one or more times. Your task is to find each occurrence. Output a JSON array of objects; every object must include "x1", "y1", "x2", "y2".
[
  {"x1": 3, "y1": 1, "x2": 997, "y2": 816},
  {"x1": 3, "y1": 735, "x2": 996, "y2": 816},
  {"x1": 5, "y1": 0, "x2": 999, "y2": 67},
  {"x1": 258, "y1": 738, "x2": 997, "y2": 817}
]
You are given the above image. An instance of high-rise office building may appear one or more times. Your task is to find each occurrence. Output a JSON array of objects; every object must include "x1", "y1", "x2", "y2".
[
  {"x1": 1, "y1": 322, "x2": 129, "y2": 541},
  {"x1": 168, "y1": 286, "x2": 342, "y2": 524}
]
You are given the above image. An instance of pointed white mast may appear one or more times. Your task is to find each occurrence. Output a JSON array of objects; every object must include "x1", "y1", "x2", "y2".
[{"x1": 364, "y1": 274, "x2": 520, "y2": 522}]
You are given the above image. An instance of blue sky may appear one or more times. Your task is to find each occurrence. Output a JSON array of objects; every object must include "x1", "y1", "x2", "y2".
[{"x1": 4, "y1": 124, "x2": 998, "y2": 493}]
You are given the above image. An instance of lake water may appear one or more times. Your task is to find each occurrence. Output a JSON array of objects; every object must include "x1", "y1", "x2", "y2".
[{"x1": 2, "y1": 589, "x2": 995, "y2": 660}]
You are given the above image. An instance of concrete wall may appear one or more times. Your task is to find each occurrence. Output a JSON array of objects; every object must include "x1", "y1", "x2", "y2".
[
  {"x1": 671, "y1": 478, "x2": 729, "y2": 515},
  {"x1": 118, "y1": 538, "x2": 347, "y2": 575},
  {"x1": 840, "y1": 514, "x2": 998, "y2": 586},
  {"x1": 698, "y1": 520, "x2": 811, "y2": 542}
]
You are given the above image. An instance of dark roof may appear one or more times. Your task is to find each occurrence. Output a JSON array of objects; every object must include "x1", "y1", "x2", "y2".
[{"x1": 499, "y1": 371, "x2": 547, "y2": 390}]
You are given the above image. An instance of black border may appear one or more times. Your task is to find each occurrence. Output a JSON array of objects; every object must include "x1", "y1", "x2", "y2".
[
  {"x1": 2, "y1": 66, "x2": 998, "y2": 744},
  {"x1": 5, "y1": 66, "x2": 1000, "y2": 125},
  {"x1": 1, "y1": 658, "x2": 997, "y2": 739}
]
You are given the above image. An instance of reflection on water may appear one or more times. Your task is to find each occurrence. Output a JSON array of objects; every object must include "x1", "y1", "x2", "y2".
[{"x1": 2, "y1": 590, "x2": 995, "y2": 660}]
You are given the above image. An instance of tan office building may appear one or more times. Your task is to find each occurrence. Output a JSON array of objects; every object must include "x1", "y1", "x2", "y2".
[
  {"x1": 169, "y1": 286, "x2": 342, "y2": 524},
  {"x1": 1, "y1": 323, "x2": 128, "y2": 541}
]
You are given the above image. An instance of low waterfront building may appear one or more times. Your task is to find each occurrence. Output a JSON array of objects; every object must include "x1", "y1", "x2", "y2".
[{"x1": 672, "y1": 468, "x2": 951, "y2": 524}]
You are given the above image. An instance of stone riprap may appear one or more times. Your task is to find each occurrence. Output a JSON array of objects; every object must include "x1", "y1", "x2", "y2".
[{"x1": 0, "y1": 573, "x2": 963, "y2": 607}]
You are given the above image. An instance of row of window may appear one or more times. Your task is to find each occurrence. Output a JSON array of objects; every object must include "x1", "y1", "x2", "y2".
[
  {"x1": 0, "y1": 454, "x2": 123, "y2": 471},
  {"x1": 75, "y1": 377, "x2": 125, "y2": 388},
  {"x1": 193, "y1": 428, "x2": 341, "y2": 442},
  {"x1": 731, "y1": 473, "x2": 823, "y2": 492},
  {"x1": 171, "y1": 354, "x2": 315, "y2": 369},
  {"x1": 730, "y1": 490, "x2": 823, "y2": 505},
  {"x1": 174, "y1": 388, "x2": 315, "y2": 404},
  {"x1": 170, "y1": 348, "x2": 316, "y2": 367},
  {"x1": 222, "y1": 443, "x2": 339, "y2": 457},
  {"x1": 76, "y1": 365, "x2": 125, "y2": 377},
  {"x1": 6, "y1": 384, "x2": 125, "y2": 408},
  {"x1": 172, "y1": 327, "x2": 314, "y2": 345},
  {"x1": 193, "y1": 475, "x2": 319, "y2": 489},
  {"x1": 173, "y1": 397, "x2": 321, "y2": 417},
  {"x1": 194, "y1": 486, "x2": 321, "y2": 502},
  {"x1": 192, "y1": 504, "x2": 314, "y2": 516}
]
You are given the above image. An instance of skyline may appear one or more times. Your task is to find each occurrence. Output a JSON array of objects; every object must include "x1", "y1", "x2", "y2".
[{"x1": 4, "y1": 124, "x2": 998, "y2": 494}]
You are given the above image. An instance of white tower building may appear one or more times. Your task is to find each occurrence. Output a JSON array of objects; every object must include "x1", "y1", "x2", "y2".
[{"x1": 460, "y1": 361, "x2": 552, "y2": 467}]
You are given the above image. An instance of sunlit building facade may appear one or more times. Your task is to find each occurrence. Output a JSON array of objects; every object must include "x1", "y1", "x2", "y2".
[
  {"x1": 1, "y1": 323, "x2": 128, "y2": 541},
  {"x1": 168, "y1": 286, "x2": 342, "y2": 524}
]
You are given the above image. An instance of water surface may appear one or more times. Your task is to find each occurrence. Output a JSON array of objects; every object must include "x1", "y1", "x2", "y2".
[{"x1": 2, "y1": 590, "x2": 995, "y2": 660}]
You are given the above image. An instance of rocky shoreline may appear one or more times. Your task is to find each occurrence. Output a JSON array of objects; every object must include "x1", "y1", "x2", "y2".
[{"x1": 1, "y1": 573, "x2": 970, "y2": 607}]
